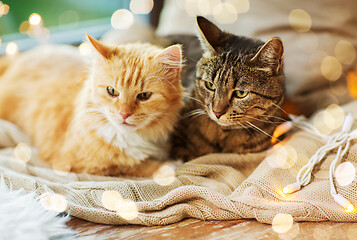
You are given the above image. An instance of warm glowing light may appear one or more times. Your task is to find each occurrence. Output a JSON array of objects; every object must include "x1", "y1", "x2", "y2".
[
  {"x1": 6, "y1": 42, "x2": 18, "y2": 56},
  {"x1": 346, "y1": 203, "x2": 355, "y2": 213},
  {"x1": 153, "y1": 164, "x2": 176, "y2": 186},
  {"x1": 335, "y1": 162, "x2": 356, "y2": 186},
  {"x1": 213, "y1": 2, "x2": 238, "y2": 24},
  {"x1": 14, "y1": 143, "x2": 32, "y2": 163},
  {"x1": 184, "y1": 0, "x2": 200, "y2": 17},
  {"x1": 335, "y1": 40, "x2": 356, "y2": 65},
  {"x1": 283, "y1": 182, "x2": 301, "y2": 194},
  {"x1": 333, "y1": 193, "x2": 355, "y2": 214},
  {"x1": 323, "y1": 104, "x2": 345, "y2": 130},
  {"x1": 272, "y1": 121, "x2": 292, "y2": 144},
  {"x1": 321, "y1": 56, "x2": 342, "y2": 81},
  {"x1": 40, "y1": 192, "x2": 68, "y2": 212},
  {"x1": 111, "y1": 9, "x2": 134, "y2": 30},
  {"x1": 0, "y1": 3, "x2": 9, "y2": 15},
  {"x1": 78, "y1": 42, "x2": 92, "y2": 55},
  {"x1": 0, "y1": 38, "x2": 2, "y2": 47},
  {"x1": 347, "y1": 71, "x2": 357, "y2": 99},
  {"x1": 226, "y1": 0, "x2": 250, "y2": 13},
  {"x1": 116, "y1": 199, "x2": 138, "y2": 220},
  {"x1": 272, "y1": 213, "x2": 294, "y2": 233},
  {"x1": 29, "y1": 13, "x2": 42, "y2": 25},
  {"x1": 130, "y1": 0, "x2": 154, "y2": 14},
  {"x1": 288, "y1": 9, "x2": 312, "y2": 32},
  {"x1": 102, "y1": 190, "x2": 123, "y2": 211}
]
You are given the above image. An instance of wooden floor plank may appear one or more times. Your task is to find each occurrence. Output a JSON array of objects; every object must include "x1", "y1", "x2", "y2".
[{"x1": 67, "y1": 217, "x2": 357, "y2": 240}]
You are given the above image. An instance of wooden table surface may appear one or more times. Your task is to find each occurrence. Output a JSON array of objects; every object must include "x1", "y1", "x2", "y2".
[{"x1": 67, "y1": 217, "x2": 357, "y2": 240}]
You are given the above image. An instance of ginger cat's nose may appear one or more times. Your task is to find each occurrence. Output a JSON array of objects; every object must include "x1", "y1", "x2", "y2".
[{"x1": 120, "y1": 112, "x2": 132, "y2": 120}]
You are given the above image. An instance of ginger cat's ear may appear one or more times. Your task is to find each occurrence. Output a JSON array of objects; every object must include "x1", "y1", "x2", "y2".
[
  {"x1": 156, "y1": 45, "x2": 182, "y2": 68},
  {"x1": 196, "y1": 16, "x2": 225, "y2": 56},
  {"x1": 248, "y1": 37, "x2": 284, "y2": 75},
  {"x1": 155, "y1": 45, "x2": 182, "y2": 80},
  {"x1": 86, "y1": 33, "x2": 113, "y2": 59}
]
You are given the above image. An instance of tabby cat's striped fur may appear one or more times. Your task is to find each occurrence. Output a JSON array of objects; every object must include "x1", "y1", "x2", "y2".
[{"x1": 170, "y1": 17, "x2": 285, "y2": 161}]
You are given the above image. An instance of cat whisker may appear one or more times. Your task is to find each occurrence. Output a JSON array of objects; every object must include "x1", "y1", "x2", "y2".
[
  {"x1": 245, "y1": 115, "x2": 283, "y2": 125},
  {"x1": 183, "y1": 109, "x2": 206, "y2": 119},
  {"x1": 246, "y1": 121, "x2": 280, "y2": 143}
]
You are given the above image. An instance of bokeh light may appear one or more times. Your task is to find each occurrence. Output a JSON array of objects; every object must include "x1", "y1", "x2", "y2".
[
  {"x1": 102, "y1": 190, "x2": 123, "y2": 211},
  {"x1": 111, "y1": 9, "x2": 134, "y2": 30},
  {"x1": 323, "y1": 104, "x2": 345, "y2": 130},
  {"x1": 335, "y1": 40, "x2": 356, "y2": 65},
  {"x1": 101, "y1": 190, "x2": 138, "y2": 220},
  {"x1": 272, "y1": 213, "x2": 294, "y2": 233},
  {"x1": 40, "y1": 192, "x2": 68, "y2": 213},
  {"x1": 0, "y1": 3, "x2": 9, "y2": 16},
  {"x1": 6, "y1": 42, "x2": 18, "y2": 56},
  {"x1": 266, "y1": 144, "x2": 297, "y2": 169},
  {"x1": 278, "y1": 222, "x2": 300, "y2": 240},
  {"x1": 130, "y1": 0, "x2": 154, "y2": 14},
  {"x1": 288, "y1": 9, "x2": 312, "y2": 32},
  {"x1": 13, "y1": 143, "x2": 32, "y2": 163},
  {"x1": 116, "y1": 199, "x2": 138, "y2": 220},
  {"x1": 78, "y1": 42, "x2": 92, "y2": 55},
  {"x1": 184, "y1": 0, "x2": 200, "y2": 17},
  {"x1": 213, "y1": 2, "x2": 237, "y2": 24},
  {"x1": 321, "y1": 56, "x2": 342, "y2": 81},
  {"x1": 29, "y1": 13, "x2": 42, "y2": 25},
  {"x1": 226, "y1": 0, "x2": 250, "y2": 13},
  {"x1": 153, "y1": 164, "x2": 176, "y2": 186},
  {"x1": 335, "y1": 162, "x2": 356, "y2": 186},
  {"x1": 19, "y1": 21, "x2": 30, "y2": 34}
]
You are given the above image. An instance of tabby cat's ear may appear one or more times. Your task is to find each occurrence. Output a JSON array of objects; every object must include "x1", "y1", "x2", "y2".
[
  {"x1": 196, "y1": 16, "x2": 225, "y2": 56},
  {"x1": 86, "y1": 33, "x2": 113, "y2": 59},
  {"x1": 249, "y1": 37, "x2": 284, "y2": 75}
]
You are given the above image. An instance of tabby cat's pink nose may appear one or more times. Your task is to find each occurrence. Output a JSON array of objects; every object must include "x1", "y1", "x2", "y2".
[{"x1": 120, "y1": 112, "x2": 132, "y2": 120}]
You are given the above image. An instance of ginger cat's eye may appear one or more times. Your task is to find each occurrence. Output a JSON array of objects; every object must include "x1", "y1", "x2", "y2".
[
  {"x1": 107, "y1": 86, "x2": 120, "y2": 97},
  {"x1": 233, "y1": 90, "x2": 248, "y2": 99},
  {"x1": 137, "y1": 92, "x2": 152, "y2": 101},
  {"x1": 205, "y1": 81, "x2": 216, "y2": 91}
]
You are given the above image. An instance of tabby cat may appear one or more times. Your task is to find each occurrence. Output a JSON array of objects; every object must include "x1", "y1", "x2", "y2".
[
  {"x1": 0, "y1": 35, "x2": 184, "y2": 176},
  {"x1": 170, "y1": 16, "x2": 285, "y2": 161}
]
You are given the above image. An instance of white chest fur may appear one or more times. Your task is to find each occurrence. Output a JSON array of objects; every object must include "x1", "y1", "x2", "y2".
[{"x1": 95, "y1": 122, "x2": 167, "y2": 162}]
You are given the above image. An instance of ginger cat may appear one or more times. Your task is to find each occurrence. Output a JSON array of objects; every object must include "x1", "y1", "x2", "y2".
[{"x1": 0, "y1": 35, "x2": 184, "y2": 176}]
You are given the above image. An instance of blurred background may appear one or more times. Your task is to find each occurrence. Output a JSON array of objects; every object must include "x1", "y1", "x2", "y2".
[{"x1": 0, "y1": 0, "x2": 356, "y2": 116}]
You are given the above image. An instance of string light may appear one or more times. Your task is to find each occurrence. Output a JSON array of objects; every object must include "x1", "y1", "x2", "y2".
[{"x1": 283, "y1": 113, "x2": 357, "y2": 213}]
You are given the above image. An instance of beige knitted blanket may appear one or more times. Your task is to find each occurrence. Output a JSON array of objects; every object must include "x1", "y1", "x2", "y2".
[{"x1": 1, "y1": 101, "x2": 357, "y2": 226}]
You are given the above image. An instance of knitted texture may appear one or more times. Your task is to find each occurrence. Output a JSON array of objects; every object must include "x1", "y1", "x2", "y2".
[{"x1": 0, "y1": 101, "x2": 356, "y2": 225}]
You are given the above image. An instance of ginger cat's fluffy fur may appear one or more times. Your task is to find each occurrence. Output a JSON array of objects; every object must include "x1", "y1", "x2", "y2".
[{"x1": 0, "y1": 35, "x2": 184, "y2": 176}]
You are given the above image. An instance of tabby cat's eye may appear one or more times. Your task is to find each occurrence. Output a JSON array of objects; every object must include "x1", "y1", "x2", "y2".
[
  {"x1": 205, "y1": 81, "x2": 216, "y2": 91},
  {"x1": 106, "y1": 86, "x2": 120, "y2": 97},
  {"x1": 137, "y1": 92, "x2": 152, "y2": 101},
  {"x1": 233, "y1": 90, "x2": 249, "y2": 99}
]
